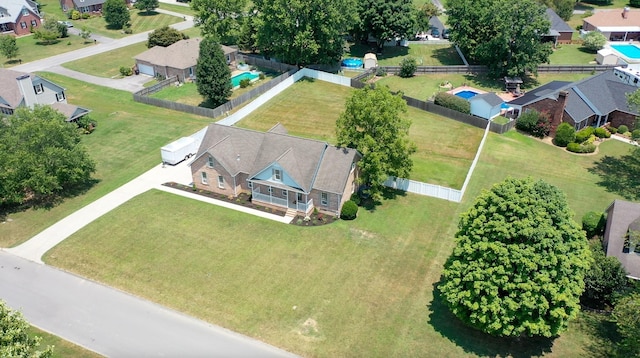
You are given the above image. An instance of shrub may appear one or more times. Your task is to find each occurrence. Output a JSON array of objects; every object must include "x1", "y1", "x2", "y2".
[
  {"x1": 531, "y1": 114, "x2": 551, "y2": 138},
  {"x1": 434, "y1": 92, "x2": 470, "y2": 114},
  {"x1": 582, "y1": 31, "x2": 607, "y2": 52},
  {"x1": 618, "y1": 125, "x2": 629, "y2": 134},
  {"x1": 575, "y1": 126, "x2": 595, "y2": 143},
  {"x1": 554, "y1": 123, "x2": 575, "y2": 147},
  {"x1": 399, "y1": 56, "x2": 417, "y2": 78},
  {"x1": 76, "y1": 115, "x2": 96, "y2": 134},
  {"x1": 71, "y1": 10, "x2": 81, "y2": 20},
  {"x1": 81, "y1": 13, "x2": 91, "y2": 19},
  {"x1": 582, "y1": 211, "x2": 606, "y2": 238},
  {"x1": 594, "y1": 127, "x2": 610, "y2": 138},
  {"x1": 567, "y1": 142, "x2": 596, "y2": 153},
  {"x1": 119, "y1": 66, "x2": 133, "y2": 76},
  {"x1": 608, "y1": 126, "x2": 617, "y2": 134},
  {"x1": 516, "y1": 110, "x2": 539, "y2": 133},
  {"x1": 375, "y1": 67, "x2": 387, "y2": 77},
  {"x1": 239, "y1": 78, "x2": 251, "y2": 88},
  {"x1": 632, "y1": 129, "x2": 640, "y2": 141},
  {"x1": 340, "y1": 200, "x2": 358, "y2": 220},
  {"x1": 258, "y1": 73, "x2": 265, "y2": 80},
  {"x1": 350, "y1": 193, "x2": 361, "y2": 206}
]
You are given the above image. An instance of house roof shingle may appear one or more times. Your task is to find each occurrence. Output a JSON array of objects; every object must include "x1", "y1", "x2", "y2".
[
  {"x1": 195, "y1": 124, "x2": 359, "y2": 195},
  {"x1": 546, "y1": 8, "x2": 574, "y2": 34},
  {"x1": 72, "y1": 0, "x2": 106, "y2": 7},
  {"x1": 0, "y1": 0, "x2": 40, "y2": 25},
  {"x1": 584, "y1": 9, "x2": 640, "y2": 29},
  {"x1": 508, "y1": 80, "x2": 571, "y2": 106},
  {"x1": 470, "y1": 92, "x2": 503, "y2": 107},
  {"x1": 605, "y1": 200, "x2": 640, "y2": 280},
  {"x1": 135, "y1": 38, "x2": 238, "y2": 70}
]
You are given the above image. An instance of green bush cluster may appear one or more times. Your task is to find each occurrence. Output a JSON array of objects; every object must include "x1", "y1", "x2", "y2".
[
  {"x1": 239, "y1": 78, "x2": 251, "y2": 88},
  {"x1": 340, "y1": 200, "x2": 358, "y2": 220},
  {"x1": 399, "y1": 57, "x2": 417, "y2": 78},
  {"x1": 516, "y1": 110, "x2": 550, "y2": 138},
  {"x1": 582, "y1": 211, "x2": 606, "y2": 238},
  {"x1": 608, "y1": 126, "x2": 617, "y2": 134},
  {"x1": 567, "y1": 142, "x2": 596, "y2": 153},
  {"x1": 575, "y1": 127, "x2": 594, "y2": 143},
  {"x1": 376, "y1": 67, "x2": 387, "y2": 77},
  {"x1": 258, "y1": 73, "x2": 265, "y2": 80},
  {"x1": 70, "y1": 10, "x2": 81, "y2": 20},
  {"x1": 618, "y1": 125, "x2": 629, "y2": 134},
  {"x1": 594, "y1": 127, "x2": 610, "y2": 138},
  {"x1": 632, "y1": 129, "x2": 640, "y2": 141},
  {"x1": 434, "y1": 92, "x2": 470, "y2": 114},
  {"x1": 554, "y1": 123, "x2": 575, "y2": 147},
  {"x1": 119, "y1": 66, "x2": 133, "y2": 76}
]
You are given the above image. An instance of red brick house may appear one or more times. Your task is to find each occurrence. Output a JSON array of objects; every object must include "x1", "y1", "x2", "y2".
[
  {"x1": 60, "y1": 0, "x2": 131, "y2": 13},
  {"x1": 0, "y1": 0, "x2": 42, "y2": 36},
  {"x1": 191, "y1": 123, "x2": 361, "y2": 216},
  {"x1": 508, "y1": 70, "x2": 639, "y2": 134}
]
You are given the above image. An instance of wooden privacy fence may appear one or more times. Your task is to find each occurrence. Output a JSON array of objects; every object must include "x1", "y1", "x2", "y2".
[
  {"x1": 380, "y1": 64, "x2": 619, "y2": 75},
  {"x1": 237, "y1": 55, "x2": 298, "y2": 72},
  {"x1": 135, "y1": 76, "x2": 178, "y2": 96}
]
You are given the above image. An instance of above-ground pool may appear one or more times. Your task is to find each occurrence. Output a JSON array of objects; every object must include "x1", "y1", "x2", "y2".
[
  {"x1": 454, "y1": 90, "x2": 480, "y2": 100},
  {"x1": 231, "y1": 72, "x2": 260, "y2": 87},
  {"x1": 611, "y1": 44, "x2": 640, "y2": 61},
  {"x1": 342, "y1": 58, "x2": 363, "y2": 69}
]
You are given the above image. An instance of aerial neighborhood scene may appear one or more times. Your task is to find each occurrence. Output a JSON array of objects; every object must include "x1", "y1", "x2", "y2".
[{"x1": 3, "y1": 0, "x2": 640, "y2": 356}]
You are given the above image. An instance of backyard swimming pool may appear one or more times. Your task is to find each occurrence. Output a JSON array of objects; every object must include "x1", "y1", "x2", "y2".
[
  {"x1": 611, "y1": 44, "x2": 640, "y2": 61},
  {"x1": 342, "y1": 58, "x2": 363, "y2": 69},
  {"x1": 231, "y1": 72, "x2": 260, "y2": 87},
  {"x1": 454, "y1": 90, "x2": 480, "y2": 99}
]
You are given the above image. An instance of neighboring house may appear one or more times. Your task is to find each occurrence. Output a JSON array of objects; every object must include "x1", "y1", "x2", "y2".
[
  {"x1": 603, "y1": 200, "x2": 640, "y2": 280},
  {"x1": 60, "y1": 0, "x2": 131, "y2": 13},
  {"x1": 508, "y1": 70, "x2": 639, "y2": 133},
  {"x1": 0, "y1": 69, "x2": 90, "y2": 121},
  {"x1": 583, "y1": 8, "x2": 640, "y2": 41},
  {"x1": 544, "y1": 8, "x2": 574, "y2": 46},
  {"x1": 191, "y1": 123, "x2": 361, "y2": 215},
  {"x1": 469, "y1": 92, "x2": 503, "y2": 120},
  {"x1": 134, "y1": 38, "x2": 238, "y2": 81},
  {"x1": 0, "y1": 0, "x2": 42, "y2": 36}
]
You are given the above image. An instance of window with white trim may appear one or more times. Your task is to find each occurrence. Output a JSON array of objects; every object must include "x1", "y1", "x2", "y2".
[
  {"x1": 20, "y1": 22, "x2": 27, "y2": 29},
  {"x1": 321, "y1": 192, "x2": 328, "y2": 206},
  {"x1": 272, "y1": 168, "x2": 282, "y2": 181},
  {"x1": 33, "y1": 83, "x2": 43, "y2": 94},
  {"x1": 201, "y1": 172, "x2": 208, "y2": 184},
  {"x1": 217, "y1": 175, "x2": 224, "y2": 189},
  {"x1": 56, "y1": 92, "x2": 65, "y2": 102},
  {"x1": 30, "y1": 20, "x2": 37, "y2": 27},
  {"x1": 23, "y1": 9, "x2": 29, "y2": 16},
  {"x1": 207, "y1": 156, "x2": 214, "y2": 168}
]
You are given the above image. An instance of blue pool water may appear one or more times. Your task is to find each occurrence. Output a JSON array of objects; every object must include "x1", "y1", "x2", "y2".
[
  {"x1": 342, "y1": 58, "x2": 363, "y2": 69},
  {"x1": 231, "y1": 72, "x2": 259, "y2": 87},
  {"x1": 501, "y1": 102, "x2": 510, "y2": 109},
  {"x1": 611, "y1": 44, "x2": 640, "y2": 60},
  {"x1": 454, "y1": 90, "x2": 479, "y2": 99}
]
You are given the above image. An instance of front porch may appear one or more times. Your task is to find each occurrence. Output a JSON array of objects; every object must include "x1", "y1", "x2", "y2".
[{"x1": 251, "y1": 189, "x2": 314, "y2": 214}]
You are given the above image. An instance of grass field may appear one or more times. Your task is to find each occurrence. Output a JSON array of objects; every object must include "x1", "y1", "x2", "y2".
[
  {"x1": 549, "y1": 44, "x2": 597, "y2": 65},
  {"x1": 67, "y1": 10, "x2": 182, "y2": 39},
  {"x1": 158, "y1": 2, "x2": 197, "y2": 17},
  {"x1": 30, "y1": 326, "x2": 101, "y2": 357},
  {"x1": 346, "y1": 43, "x2": 464, "y2": 66},
  {"x1": 43, "y1": 133, "x2": 629, "y2": 357},
  {"x1": 375, "y1": 73, "x2": 593, "y2": 101},
  {"x1": 0, "y1": 73, "x2": 211, "y2": 248},
  {"x1": 0, "y1": 34, "x2": 95, "y2": 67}
]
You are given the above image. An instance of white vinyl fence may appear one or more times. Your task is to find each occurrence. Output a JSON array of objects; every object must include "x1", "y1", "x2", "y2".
[{"x1": 384, "y1": 177, "x2": 462, "y2": 202}]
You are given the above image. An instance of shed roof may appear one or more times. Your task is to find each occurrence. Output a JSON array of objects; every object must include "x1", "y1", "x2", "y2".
[{"x1": 470, "y1": 92, "x2": 503, "y2": 107}]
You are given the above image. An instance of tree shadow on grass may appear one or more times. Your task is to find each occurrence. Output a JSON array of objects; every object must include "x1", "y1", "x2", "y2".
[
  {"x1": 35, "y1": 40, "x2": 61, "y2": 46},
  {"x1": 359, "y1": 187, "x2": 406, "y2": 213},
  {"x1": 428, "y1": 281, "x2": 555, "y2": 358},
  {"x1": 588, "y1": 147, "x2": 640, "y2": 201},
  {"x1": 431, "y1": 47, "x2": 465, "y2": 66},
  {"x1": 575, "y1": 311, "x2": 620, "y2": 358},
  {"x1": 138, "y1": 11, "x2": 160, "y2": 17}
]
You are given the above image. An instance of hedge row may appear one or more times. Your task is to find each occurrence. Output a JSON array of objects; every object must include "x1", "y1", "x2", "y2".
[{"x1": 434, "y1": 92, "x2": 470, "y2": 114}]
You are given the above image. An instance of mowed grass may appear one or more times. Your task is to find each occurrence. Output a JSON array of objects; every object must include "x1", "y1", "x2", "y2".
[
  {"x1": 69, "y1": 10, "x2": 182, "y2": 39},
  {"x1": 346, "y1": 43, "x2": 464, "y2": 66},
  {"x1": 0, "y1": 34, "x2": 95, "y2": 67},
  {"x1": 158, "y1": 2, "x2": 197, "y2": 17},
  {"x1": 44, "y1": 131, "x2": 630, "y2": 357},
  {"x1": 235, "y1": 79, "x2": 483, "y2": 187},
  {"x1": 29, "y1": 326, "x2": 101, "y2": 358},
  {"x1": 0, "y1": 73, "x2": 211, "y2": 248},
  {"x1": 548, "y1": 44, "x2": 598, "y2": 65}
]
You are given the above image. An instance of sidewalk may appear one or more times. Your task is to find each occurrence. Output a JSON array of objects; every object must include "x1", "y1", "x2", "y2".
[{"x1": 611, "y1": 133, "x2": 639, "y2": 146}]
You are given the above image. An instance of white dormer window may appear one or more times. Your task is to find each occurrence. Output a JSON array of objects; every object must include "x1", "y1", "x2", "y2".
[
  {"x1": 33, "y1": 83, "x2": 43, "y2": 94},
  {"x1": 23, "y1": 9, "x2": 29, "y2": 16},
  {"x1": 207, "y1": 156, "x2": 214, "y2": 168},
  {"x1": 56, "y1": 92, "x2": 65, "y2": 102},
  {"x1": 272, "y1": 168, "x2": 282, "y2": 181}
]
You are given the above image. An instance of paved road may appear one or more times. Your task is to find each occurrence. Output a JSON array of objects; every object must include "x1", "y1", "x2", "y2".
[{"x1": 0, "y1": 252, "x2": 298, "y2": 357}]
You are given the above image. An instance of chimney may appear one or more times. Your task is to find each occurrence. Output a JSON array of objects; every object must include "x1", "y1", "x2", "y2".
[
  {"x1": 15, "y1": 74, "x2": 38, "y2": 108},
  {"x1": 550, "y1": 90, "x2": 569, "y2": 136},
  {"x1": 623, "y1": 7, "x2": 630, "y2": 19}
]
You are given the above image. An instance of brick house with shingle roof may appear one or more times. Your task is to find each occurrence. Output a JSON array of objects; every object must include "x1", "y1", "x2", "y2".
[
  {"x1": 544, "y1": 8, "x2": 574, "y2": 46},
  {"x1": 604, "y1": 200, "x2": 640, "y2": 280},
  {"x1": 0, "y1": 0, "x2": 42, "y2": 36},
  {"x1": 191, "y1": 123, "x2": 361, "y2": 215}
]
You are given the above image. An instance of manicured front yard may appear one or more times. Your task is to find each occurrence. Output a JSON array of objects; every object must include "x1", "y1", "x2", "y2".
[
  {"x1": 345, "y1": 43, "x2": 464, "y2": 66},
  {"x1": 63, "y1": 42, "x2": 148, "y2": 78},
  {"x1": 67, "y1": 10, "x2": 182, "y2": 39},
  {"x1": 0, "y1": 73, "x2": 211, "y2": 248},
  {"x1": 30, "y1": 326, "x2": 101, "y2": 358},
  {"x1": 0, "y1": 34, "x2": 95, "y2": 67},
  {"x1": 548, "y1": 44, "x2": 597, "y2": 65}
]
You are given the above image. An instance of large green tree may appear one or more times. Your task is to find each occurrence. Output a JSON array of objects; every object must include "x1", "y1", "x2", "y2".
[
  {"x1": 103, "y1": 0, "x2": 130, "y2": 29},
  {"x1": 539, "y1": 0, "x2": 574, "y2": 21},
  {"x1": 359, "y1": 0, "x2": 416, "y2": 52},
  {"x1": 0, "y1": 106, "x2": 96, "y2": 207},
  {"x1": 191, "y1": 0, "x2": 247, "y2": 45},
  {"x1": 0, "y1": 35, "x2": 19, "y2": 60},
  {"x1": 613, "y1": 293, "x2": 640, "y2": 356},
  {"x1": 447, "y1": 0, "x2": 553, "y2": 77},
  {"x1": 254, "y1": 0, "x2": 357, "y2": 66},
  {"x1": 580, "y1": 241, "x2": 629, "y2": 309},
  {"x1": 147, "y1": 26, "x2": 188, "y2": 48},
  {"x1": 0, "y1": 300, "x2": 53, "y2": 357},
  {"x1": 195, "y1": 37, "x2": 232, "y2": 107},
  {"x1": 415, "y1": 2, "x2": 441, "y2": 32},
  {"x1": 135, "y1": 0, "x2": 159, "y2": 13},
  {"x1": 336, "y1": 85, "x2": 416, "y2": 201},
  {"x1": 440, "y1": 177, "x2": 591, "y2": 337}
]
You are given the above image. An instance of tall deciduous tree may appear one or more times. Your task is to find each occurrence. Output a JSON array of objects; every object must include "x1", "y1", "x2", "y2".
[
  {"x1": 0, "y1": 35, "x2": 19, "y2": 60},
  {"x1": 103, "y1": 0, "x2": 130, "y2": 30},
  {"x1": 0, "y1": 106, "x2": 96, "y2": 207},
  {"x1": 447, "y1": 0, "x2": 552, "y2": 77},
  {"x1": 0, "y1": 300, "x2": 53, "y2": 357},
  {"x1": 440, "y1": 177, "x2": 591, "y2": 337},
  {"x1": 580, "y1": 241, "x2": 628, "y2": 310},
  {"x1": 359, "y1": 0, "x2": 416, "y2": 52},
  {"x1": 336, "y1": 85, "x2": 416, "y2": 201},
  {"x1": 191, "y1": 0, "x2": 247, "y2": 45},
  {"x1": 583, "y1": 31, "x2": 607, "y2": 52},
  {"x1": 135, "y1": 0, "x2": 159, "y2": 13},
  {"x1": 254, "y1": 0, "x2": 357, "y2": 66},
  {"x1": 196, "y1": 37, "x2": 232, "y2": 107},
  {"x1": 415, "y1": 2, "x2": 441, "y2": 32},
  {"x1": 238, "y1": 12, "x2": 258, "y2": 53},
  {"x1": 613, "y1": 293, "x2": 640, "y2": 356},
  {"x1": 147, "y1": 26, "x2": 188, "y2": 48}
]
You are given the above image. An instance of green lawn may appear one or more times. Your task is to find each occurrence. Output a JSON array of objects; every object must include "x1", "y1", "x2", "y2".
[
  {"x1": 30, "y1": 326, "x2": 101, "y2": 357},
  {"x1": 67, "y1": 10, "x2": 182, "y2": 39},
  {"x1": 159, "y1": 2, "x2": 197, "y2": 17},
  {"x1": 0, "y1": 34, "x2": 95, "y2": 67},
  {"x1": 375, "y1": 73, "x2": 593, "y2": 101},
  {"x1": 43, "y1": 132, "x2": 630, "y2": 358},
  {"x1": 0, "y1": 73, "x2": 211, "y2": 248},
  {"x1": 549, "y1": 44, "x2": 597, "y2": 64},
  {"x1": 345, "y1": 43, "x2": 464, "y2": 66}
]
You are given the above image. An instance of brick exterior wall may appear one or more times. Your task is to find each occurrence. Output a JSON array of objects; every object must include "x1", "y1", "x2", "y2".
[
  {"x1": 13, "y1": 10, "x2": 41, "y2": 36},
  {"x1": 557, "y1": 32, "x2": 572, "y2": 44},
  {"x1": 60, "y1": 0, "x2": 74, "y2": 12},
  {"x1": 609, "y1": 111, "x2": 637, "y2": 129},
  {"x1": 191, "y1": 155, "x2": 237, "y2": 197}
]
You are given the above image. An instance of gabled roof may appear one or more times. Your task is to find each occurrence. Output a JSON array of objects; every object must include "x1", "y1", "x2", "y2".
[
  {"x1": 546, "y1": 8, "x2": 574, "y2": 34},
  {"x1": 0, "y1": 0, "x2": 40, "y2": 25},
  {"x1": 605, "y1": 200, "x2": 640, "y2": 280},
  {"x1": 135, "y1": 38, "x2": 238, "y2": 70},
  {"x1": 72, "y1": 0, "x2": 107, "y2": 7},
  {"x1": 469, "y1": 92, "x2": 503, "y2": 107},
  {"x1": 194, "y1": 124, "x2": 359, "y2": 194},
  {"x1": 584, "y1": 9, "x2": 640, "y2": 31},
  {"x1": 50, "y1": 102, "x2": 91, "y2": 122},
  {"x1": 0, "y1": 68, "x2": 64, "y2": 109},
  {"x1": 508, "y1": 80, "x2": 571, "y2": 106}
]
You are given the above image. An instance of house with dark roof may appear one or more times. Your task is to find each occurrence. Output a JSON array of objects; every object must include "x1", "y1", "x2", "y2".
[
  {"x1": 134, "y1": 38, "x2": 238, "y2": 81},
  {"x1": 191, "y1": 123, "x2": 361, "y2": 215},
  {"x1": 469, "y1": 92, "x2": 504, "y2": 120},
  {"x1": 0, "y1": 69, "x2": 90, "y2": 122},
  {"x1": 507, "y1": 70, "x2": 639, "y2": 134},
  {"x1": 544, "y1": 8, "x2": 574, "y2": 46},
  {"x1": 603, "y1": 200, "x2": 640, "y2": 280},
  {"x1": 59, "y1": 0, "x2": 131, "y2": 13},
  {"x1": 0, "y1": 0, "x2": 42, "y2": 36},
  {"x1": 583, "y1": 8, "x2": 640, "y2": 41}
]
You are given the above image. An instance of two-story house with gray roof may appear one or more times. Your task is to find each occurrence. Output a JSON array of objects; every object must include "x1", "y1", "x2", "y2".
[
  {"x1": 191, "y1": 123, "x2": 361, "y2": 216},
  {"x1": 1, "y1": 0, "x2": 42, "y2": 36},
  {"x1": 0, "y1": 68, "x2": 90, "y2": 122},
  {"x1": 508, "y1": 70, "x2": 639, "y2": 134}
]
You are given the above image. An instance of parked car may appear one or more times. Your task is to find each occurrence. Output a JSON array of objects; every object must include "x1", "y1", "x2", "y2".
[
  {"x1": 442, "y1": 29, "x2": 450, "y2": 39},
  {"x1": 58, "y1": 21, "x2": 73, "y2": 28},
  {"x1": 431, "y1": 28, "x2": 440, "y2": 38}
]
